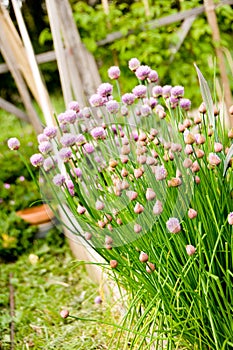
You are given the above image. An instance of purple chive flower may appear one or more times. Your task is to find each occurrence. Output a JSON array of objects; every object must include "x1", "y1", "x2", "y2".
[
  {"x1": 148, "y1": 70, "x2": 158, "y2": 83},
  {"x1": 135, "y1": 65, "x2": 151, "y2": 80},
  {"x1": 4, "y1": 183, "x2": 11, "y2": 189},
  {"x1": 43, "y1": 157, "x2": 55, "y2": 172},
  {"x1": 143, "y1": 97, "x2": 157, "y2": 108},
  {"x1": 59, "y1": 147, "x2": 72, "y2": 162},
  {"x1": 140, "y1": 104, "x2": 152, "y2": 117},
  {"x1": 171, "y1": 85, "x2": 184, "y2": 98},
  {"x1": 108, "y1": 66, "x2": 120, "y2": 80},
  {"x1": 106, "y1": 100, "x2": 120, "y2": 114},
  {"x1": 82, "y1": 107, "x2": 91, "y2": 118},
  {"x1": 97, "y1": 83, "x2": 113, "y2": 97},
  {"x1": 94, "y1": 296, "x2": 103, "y2": 304},
  {"x1": 73, "y1": 167, "x2": 82, "y2": 178},
  {"x1": 57, "y1": 112, "x2": 65, "y2": 124},
  {"x1": 122, "y1": 93, "x2": 136, "y2": 105},
  {"x1": 121, "y1": 105, "x2": 129, "y2": 116},
  {"x1": 37, "y1": 133, "x2": 49, "y2": 143},
  {"x1": 180, "y1": 98, "x2": 191, "y2": 111},
  {"x1": 83, "y1": 143, "x2": 95, "y2": 154},
  {"x1": 60, "y1": 133, "x2": 77, "y2": 147},
  {"x1": 43, "y1": 126, "x2": 57, "y2": 138},
  {"x1": 166, "y1": 218, "x2": 181, "y2": 233},
  {"x1": 155, "y1": 165, "x2": 168, "y2": 181},
  {"x1": 30, "y1": 153, "x2": 44, "y2": 167},
  {"x1": 91, "y1": 127, "x2": 105, "y2": 139},
  {"x1": 208, "y1": 153, "x2": 221, "y2": 166},
  {"x1": 60, "y1": 123, "x2": 70, "y2": 133},
  {"x1": 7, "y1": 137, "x2": 20, "y2": 150},
  {"x1": 132, "y1": 85, "x2": 147, "y2": 98},
  {"x1": 68, "y1": 100, "x2": 80, "y2": 112},
  {"x1": 66, "y1": 179, "x2": 75, "y2": 196},
  {"x1": 63, "y1": 109, "x2": 77, "y2": 124},
  {"x1": 128, "y1": 58, "x2": 140, "y2": 71},
  {"x1": 152, "y1": 85, "x2": 163, "y2": 97},
  {"x1": 38, "y1": 141, "x2": 52, "y2": 155},
  {"x1": 60, "y1": 309, "x2": 69, "y2": 319},
  {"x1": 19, "y1": 176, "x2": 25, "y2": 182},
  {"x1": 228, "y1": 212, "x2": 233, "y2": 225},
  {"x1": 162, "y1": 85, "x2": 172, "y2": 98},
  {"x1": 76, "y1": 134, "x2": 85, "y2": 145},
  {"x1": 53, "y1": 173, "x2": 65, "y2": 186},
  {"x1": 89, "y1": 94, "x2": 104, "y2": 107},
  {"x1": 131, "y1": 130, "x2": 139, "y2": 141}
]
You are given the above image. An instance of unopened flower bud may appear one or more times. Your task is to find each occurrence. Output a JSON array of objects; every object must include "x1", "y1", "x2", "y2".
[
  {"x1": 116, "y1": 218, "x2": 123, "y2": 225},
  {"x1": 194, "y1": 115, "x2": 202, "y2": 124},
  {"x1": 183, "y1": 158, "x2": 193, "y2": 168},
  {"x1": 208, "y1": 153, "x2": 221, "y2": 166},
  {"x1": 121, "y1": 145, "x2": 131, "y2": 155},
  {"x1": 110, "y1": 260, "x2": 118, "y2": 268},
  {"x1": 60, "y1": 310, "x2": 69, "y2": 319},
  {"x1": 153, "y1": 200, "x2": 163, "y2": 215},
  {"x1": 168, "y1": 177, "x2": 182, "y2": 187},
  {"x1": 105, "y1": 235, "x2": 113, "y2": 245},
  {"x1": 134, "y1": 224, "x2": 142, "y2": 233},
  {"x1": 146, "y1": 262, "x2": 155, "y2": 273},
  {"x1": 195, "y1": 149, "x2": 205, "y2": 158},
  {"x1": 96, "y1": 200, "x2": 104, "y2": 210},
  {"x1": 139, "y1": 251, "x2": 148, "y2": 262},
  {"x1": 77, "y1": 205, "x2": 86, "y2": 214},
  {"x1": 134, "y1": 202, "x2": 144, "y2": 214},
  {"x1": 109, "y1": 159, "x2": 118, "y2": 168},
  {"x1": 126, "y1": 191, "x2": 138, "y2": 201},
  {"x1": 146, "y1": 188, "x2": 156, "y2": 201},
  {"x1": 121, "y1": 168, "x2": 128, "y2": 177},
  {"x1": 228, "y1": 212, "x2": 233, "y2": 225},
  {"x1": 228, "y1": 129, "x2": 233, "y2": 139},
  {"x1": 199, "y1": 102, "x2": 206, "y2": 114},
  {"x1": 85, "y1": 232, "x2": 92, "y2": 240},
  {"x1": 184, "y1": 132, "x2": 195, "y2": 145},
  {"x1": 186, "y1": 245, "x2": 196, "y2": 256},
  {"x1": 188, "y1": 208, "x2": 197, "y2": 219},
  {"x1": 191, "y1": 161, "x2": 200, "y2": 173},
  {"x1": 214, "y1": 142, "x2": 223, "y2": 153},
  {"x1": 134, "y1": 168, "x2": 144, "y2": 178}
]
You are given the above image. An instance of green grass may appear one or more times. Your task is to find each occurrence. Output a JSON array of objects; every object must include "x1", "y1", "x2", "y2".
[{"x1": 0, "y1": 229, "x2": 122, "y2": 350}]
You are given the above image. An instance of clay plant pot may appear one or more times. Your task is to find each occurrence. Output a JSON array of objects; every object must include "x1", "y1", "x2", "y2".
[{"x1": 16, "y1": 204, "x2": 54, "y2": 225}]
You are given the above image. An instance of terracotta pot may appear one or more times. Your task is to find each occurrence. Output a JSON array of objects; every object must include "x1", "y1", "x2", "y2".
[{"x1": 16, "y1": 204, "x2": 54, "y2": 225}]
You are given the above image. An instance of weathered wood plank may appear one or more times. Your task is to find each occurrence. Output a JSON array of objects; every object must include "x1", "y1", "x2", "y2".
[
  {"x1": 0, "y1": 97, "x2": 29, "y2": 121},
  {"x1": 0, "y1": 50, "x2": 56, "y2": 74}
]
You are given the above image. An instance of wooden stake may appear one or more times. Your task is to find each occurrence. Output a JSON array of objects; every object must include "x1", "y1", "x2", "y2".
[
  {"x1": 204, "y1": 0, "x2": 233, "y2": 126},
  {"x1": 11, "y1": 0, "x2": 55, "y2": 127}
]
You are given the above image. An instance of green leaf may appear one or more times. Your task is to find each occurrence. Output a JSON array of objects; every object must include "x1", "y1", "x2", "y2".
[{"x1": 194, "y1": 63, "x2": 215, "y2": 127}]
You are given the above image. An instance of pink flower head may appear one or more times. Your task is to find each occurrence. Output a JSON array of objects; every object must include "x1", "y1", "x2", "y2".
[
  {"x1": 60, "y1": 133, "x2": 77, "y2": 147},
  {"x1": 91, "y1": 127, "x2": 105, "y2": 139},
  {"x1": 43, "y1": 126, "x2": 57, "y2": 138},
  {"x1": 188, "y1": 208, "x2": 198, "y2": 219},
  {"x1": 121, "y1": 105, "x2": 129, "y2": 116},
  {"x1": 186, "y1": 245, "x2": 196, "y2": 256},
  {"x1": 60, "y1": 309, "x2": 69, "y2": 319},
  {"x1": 66, "y1": 179, "x2": 75, "y2": 196},
  {"x1": 227, "y1": 212, "x2": 233, "y2": 225},
  {"x1": 89, "y1": 94, "x2": 104, "y2": 107},
  {"x1": 77, "y1": 204, "x2": 86, "y2": 214},
  {"x1": 97, "y1": 83, "x2": 113, "y2": 97},
  {"x1": 43, "y1": 157, "x2": 55, "y2": 172},
  {"x1": 148, "y1": 70, "x2": 158, "y2": 83},
  {"x1": 4, "y1": 183, "x2": 10, "y2": 189},
  {"x1": 153, "y1": 200, "x2": 163, "y2": 215},
  {"x1": 63, "y1": 109, "x2": 77, "y2": 124},
  {"x1": 94, "y1": 296, "x2": 103, "y2": 304},
  {"x1": 122, "y1": 93, "x2": 135, "y2": 105},
  {"x1": 208, "y1": 153, "x2": 221, "y2": 166},
  {"x1": 166, "y1": 217, "x2": 181, "y2": 233},
  {"x1": 162, "y1": 85, "x2": 172, "y2": 98},
  {"x1": 135, "y1": 65, "x2": 151, "y2": 80},
  {"x1": 73, "y1": 167, "x2": 82, "y2": 178},
  {"x1": 19, "y1": 176, "x2": 25, "y2": 182},
  {"x1": 126, "y1": 190, "x2": 138, "y2": 201},
  {"x1": 108, "y1": 66, "x2": 120, "y2": 80},
  {"x1": 30, "y1": 153, "x2": 44, "y2": 167},
  {"x1": 171, "y1": 85, "x2": 184, "y2": 98},
  {"x1": 83, "y1": 143, "x2": 95, "y2": 154},
  {"x1": 7, "y1": 137, "x2": 20, "y2": 150},
  {"x1": 134, "y1": 224, "x2": 142, "y2": 233},
  {"x1": 143, "y1": 97, "x2": 158, "y2": 108},
  {"x1": 146, "y1": 188, "x2": 156, "y2": 201},
  {"x1": 96, "y1": 200, "x2": 104, "y2": 210},
  {"x1": 38, "y1": 141, "x2": 52, "y2": 155},
  {"x1": 128, "y1": 58, "x2": 140, "y2": 71},
  {"x1": 180, "y1": 98, "x2": 191, "y2": 111},
  {"x1": 82, "y1": 107, "x2": 91, "y2": 118},
  {"x1": 139, "y1": 251, "x2": 149, "y2": 262},
  {"x1": 53, "y1": 173, "x2": 65, "y2": 186},
  {"x1": 155, "y1": 165, "x2": 167, "y2": 181},
  {"x1": 214, "y1": 142, "x2": 223, "y2": 153},
  {"x1": 152, "y1": 85, "x2": 163, "y2": 97},
  {"x1": 134, "y1": 202, "x2": 144, "y2": 214},
  {"x1": 140, "y1": 104, "x2": 152, "y2": 117},
  {"x1": 68, "y1": 100, "x2": 80, "y2": 112},
  {"x1": 106, "y1": 100, "x2": 119, "y2": 114},
  {"x1": 132, "y1": 85, "x2": 147, "y2": 99},
  {"x1": 59, "y1": 147, "x2": 72, "y2": 162},
  {"x1": 37, "y1": 133, "x2": 48, "y2": 143}
]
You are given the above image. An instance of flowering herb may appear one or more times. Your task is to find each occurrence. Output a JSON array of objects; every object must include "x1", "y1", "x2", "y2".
[{"x1": 8, "y1": 59, "x2": 233, "y2": 349}]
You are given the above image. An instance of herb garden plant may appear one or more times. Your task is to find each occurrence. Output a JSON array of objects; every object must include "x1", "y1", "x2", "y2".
[{"x1": 8, "y1": 58, "x2": 233, "y2": 349}]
